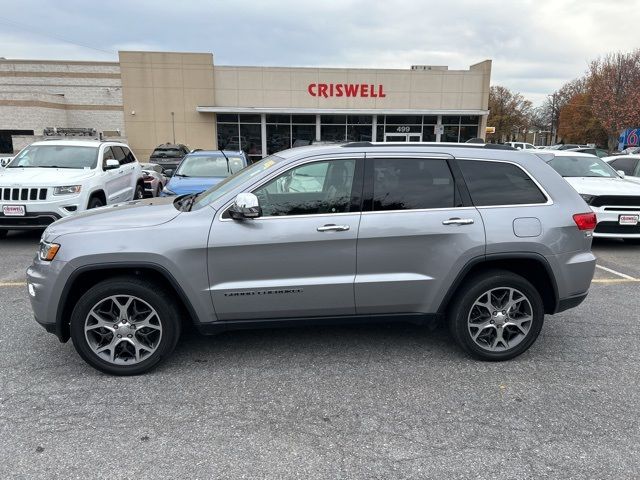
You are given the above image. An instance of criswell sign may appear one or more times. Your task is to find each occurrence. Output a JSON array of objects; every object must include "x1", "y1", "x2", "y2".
[{"x1": 308, "y1": 83, "x2": 386, "y2": 98}]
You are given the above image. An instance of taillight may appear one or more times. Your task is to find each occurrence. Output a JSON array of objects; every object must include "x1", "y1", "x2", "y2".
[{"x1": 573, "y1": 212, "x2": 597, "y2": 231}]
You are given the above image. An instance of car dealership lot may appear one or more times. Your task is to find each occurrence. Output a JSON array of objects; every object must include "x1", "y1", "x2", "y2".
[{"x1": 1, "y1": 232, "x2": 639, "y2": 478}]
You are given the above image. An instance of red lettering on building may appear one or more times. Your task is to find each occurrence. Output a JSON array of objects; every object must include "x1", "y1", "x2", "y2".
[{"x1": 307, "y1": 83, "x2": 385, "y2": 98}]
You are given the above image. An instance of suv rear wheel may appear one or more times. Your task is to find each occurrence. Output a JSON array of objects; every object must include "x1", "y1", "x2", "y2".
[
  {"x1": 448, "y1": 270, "x2": 544, "y2": 361},
  {"x1": 69, "y1": 277, "x2": 181, "y2": 375}
]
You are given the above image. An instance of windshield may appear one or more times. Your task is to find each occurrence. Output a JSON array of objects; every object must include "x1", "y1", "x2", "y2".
[
  {"x1": 8, "y1": 145, "x2": 98, "y2": 169},
  {"x1": 548, "y1": 155, "x2": 618, "y2": 178},
  {"x1": 151, "y1": 148, "x2": 183, "y2": 158},
  {"x1": 175, "y1": 155, "x2": 244, "y2": 177},
  {"x1": 191, "y1": 155, "x2": 282, "y2": 210}
]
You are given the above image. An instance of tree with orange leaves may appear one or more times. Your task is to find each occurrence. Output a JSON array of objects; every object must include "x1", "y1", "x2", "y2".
[{"x1": 558, "y1": 93, "x2": 608, "y2": 146}]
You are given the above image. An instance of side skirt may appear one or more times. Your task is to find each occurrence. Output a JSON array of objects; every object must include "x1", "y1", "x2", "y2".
[{"x1": 195, "y1": 312, "x2": 444, "y2": 336}]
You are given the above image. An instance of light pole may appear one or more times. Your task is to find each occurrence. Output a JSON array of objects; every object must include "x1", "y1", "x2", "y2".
[
  {"x1": 171, "y1": 111, "x2": 175, "y2": 144},
  {"x1": 548, "y1": 94, "x2": 557, "y2": 145}
]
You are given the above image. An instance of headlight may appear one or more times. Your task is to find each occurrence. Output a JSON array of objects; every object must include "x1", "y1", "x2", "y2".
[
  {"x1": 39, "y1": 240, "x2": 60, "y2": 261},
  {"x1": 162, "y1": 186, "x2": 175, "y2": 195},
  {"x1": 580, "y1": 194, "x2": 595, "y2": 205},
  {"x1": 53, "y1": 185, "x2": 82, "y2": 195}
]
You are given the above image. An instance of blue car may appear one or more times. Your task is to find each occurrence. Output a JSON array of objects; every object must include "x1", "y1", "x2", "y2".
[{"x1": 161, "y1": 150, "x2": 248, "y2": 197}]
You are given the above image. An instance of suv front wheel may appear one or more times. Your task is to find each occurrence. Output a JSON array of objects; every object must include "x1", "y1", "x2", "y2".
[
  {"x1": 69, "y1": 277, "x2": 181, "y2": 375},
  {"x1": 448, "y1": 270, "x2": 544, "y2": 361}
]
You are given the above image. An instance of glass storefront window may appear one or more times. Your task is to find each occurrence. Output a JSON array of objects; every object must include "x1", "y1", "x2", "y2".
[
  {"x1": 442, "y1": 116, "x2": 461, "y2": 125},
  {"x1": 321, "y1": 125, "x2": 346, "y2": 142},
  {"x1": 292, "y1": 124, "x2": 315, "y2": 147},
  {"x1": 266, "y1": 114, "x2": 290, "y2": 124},
  {"x1": 383, "y1": 115, "x2": 422, "y2": 125},
  {"x1": 239, "y1": 114, "x2": 261, "y2": 123},
  {"x1": 291, "y1": 115, "x2": 316, "y2": 124},
  {"x1": 217, "y1": 114, "x2": 238, "y2": 123},
  {"x1": 347, "y1": 115, "x2": 372, "y2": 125},
  {"x1": 443, "y1": 125, "x2": 460, "y2": 142},
  {"x1": 320, "y1": 115, "x2": 347, "y2": 124},
  {"x1": 347, "y1": 124, "x2": 373, "y2": 142},
  {"x1": 266, "y1": 124, "x2": 290, "y2": 154},
  {"x1": 240, "y1": 124, "x2": 262, "y2": 160},
  {"x1": 459, "y1": 125, "x2": 477, "y2": 143}
]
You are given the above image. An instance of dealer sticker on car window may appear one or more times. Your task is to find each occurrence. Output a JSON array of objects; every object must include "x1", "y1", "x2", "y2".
[
  {"x1": 3, "y1": 205, "x2": 26, "y2": 216},
  {"x1": 619, "y1": 214, "x2": 639, "y2": 225}
]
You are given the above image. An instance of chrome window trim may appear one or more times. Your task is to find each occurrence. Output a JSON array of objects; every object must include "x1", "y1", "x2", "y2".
[
  {"x1": 361, "y1": 206, "x2": 477, "y2": 215},
  {"x1": 216, "y1": 153, "x2": 364, "y2": 222},
  {"x1": 455, "y1": 156, "x2": 554, "y2": 208}
]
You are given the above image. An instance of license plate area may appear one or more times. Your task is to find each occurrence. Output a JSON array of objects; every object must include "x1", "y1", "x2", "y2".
[
  {"x1": 619, "y1": 214, "x2": 639, "y2": 225},
  {"x1": 2, "y1": 205, "x2": 26, "y2": 216}
]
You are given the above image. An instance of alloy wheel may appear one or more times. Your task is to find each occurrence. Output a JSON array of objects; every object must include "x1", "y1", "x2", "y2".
[
  {"x1": 467, "y1": 287, "x2": 533, "y2": 352},
  {"x1": 84, "y1": 295, "x2": 163, "y2": 365}
]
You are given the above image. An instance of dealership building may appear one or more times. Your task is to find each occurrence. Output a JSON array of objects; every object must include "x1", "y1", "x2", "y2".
[{"x1": 0, "y1": 51, "x2": 491, "y2": 161}]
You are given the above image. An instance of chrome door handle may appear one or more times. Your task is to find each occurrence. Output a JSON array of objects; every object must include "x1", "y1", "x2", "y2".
[
  {"x1": 317, "y1": 224, "x2": 350, "y2": 232},
  {"x1": 442, "y1": 218, "x2": 474, "y2": 226}
]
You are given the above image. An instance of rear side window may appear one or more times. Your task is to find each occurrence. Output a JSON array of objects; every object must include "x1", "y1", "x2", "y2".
[
  {"x1": 458, "y1": 160, "x2": 547, "y2": 206},
  {"x1": 111, "y1": 146, "x2": 127, "y2": 165},
  {"x1": 372, "y1": 158, "x2": 455, "y2": 211}
]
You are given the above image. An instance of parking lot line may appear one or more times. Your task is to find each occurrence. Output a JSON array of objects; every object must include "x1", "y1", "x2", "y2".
[
  {"x1": 595, "y1": 264, "x2": 638, "y2": 281},
  {"x1": 592, "y1": 278, "x2": 640, "y2": 284},
  {"x1": 0, "y1": 282, "x2": 26, "y2": 287}
]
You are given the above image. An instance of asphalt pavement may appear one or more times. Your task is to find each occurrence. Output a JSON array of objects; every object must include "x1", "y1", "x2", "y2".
[{"x1": 1, "y1": 232, "x2": 639, "y2": 479}]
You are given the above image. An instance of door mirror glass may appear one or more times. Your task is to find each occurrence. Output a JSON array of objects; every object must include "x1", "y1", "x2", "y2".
[
  {"x1": 104, "y1": 159, "x2": 120, "y2": 170},
  {"x1": 164, "y1": 168, "x2": 174, "y2": 177},
  {"x1": 229, "y1": 192, "x2": 262, "y2": 219},
  {"x1": 617, "y1": 170, "x2": 626, "y2": 178}
]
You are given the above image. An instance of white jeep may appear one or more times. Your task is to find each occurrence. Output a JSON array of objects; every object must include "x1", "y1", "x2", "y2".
[{"x1": 0, "y1": 139, "x2": 144, "y2": 237}]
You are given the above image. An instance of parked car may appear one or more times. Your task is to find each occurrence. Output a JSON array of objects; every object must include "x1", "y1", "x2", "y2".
[
  {"x1": 567, "y1": 147, "x2": 609, "y2": 158},
  {"x1": 149, "y1": 143, "x2": 190, "y2": 175},
  {"x1": 602, "y1": 155, "x2": 640, "y2": 184},
  {"x1": 161, "y1": 150, "x2": 248, "y2": 197},
  {"x1": 28, "y1": 141, "x2": 596, "y2": 375},
  {"x1": 504, "y1": 141, "x2": 536, "y2": 150},
  {"x1": 0, "y1": 139, "x2": 144, "y2": 238},
  {"x1": 140, "y1": 163, "x2": 167, "y2": 197},
  {"x1": 546, "y1": 144, "x2": 587, "y2": 150},
  {"x1": 538, "y1": 150, "x2": 640, "y2": 242},
  {"x1": 620, "y1": 146, "x2": 640, "y2": 155}
]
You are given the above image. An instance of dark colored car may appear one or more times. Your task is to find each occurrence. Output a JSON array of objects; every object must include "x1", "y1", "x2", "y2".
[{"x1": 149, "y1": 143, "x2": 190, "y2": 175}]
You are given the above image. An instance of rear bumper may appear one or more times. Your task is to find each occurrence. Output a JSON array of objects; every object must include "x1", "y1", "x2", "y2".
[{"x1": 555, "y1": 292, "x2": 588, "y2": 313}]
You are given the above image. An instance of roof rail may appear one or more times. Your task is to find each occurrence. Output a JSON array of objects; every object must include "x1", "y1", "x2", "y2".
[{"x1": 341, "y1": 141, "x2": 516, "y2": 150}]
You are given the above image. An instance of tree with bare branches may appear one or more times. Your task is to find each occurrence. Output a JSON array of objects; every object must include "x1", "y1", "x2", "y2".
[
  {"x1": 588, "y1": 50, "x2": 640, "y2": 150},
  {"x1": 487, "y1": 86, "x2": 533, "y2": 143}
]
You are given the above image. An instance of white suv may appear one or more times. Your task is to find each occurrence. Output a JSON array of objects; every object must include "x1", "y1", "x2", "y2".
[{"x1": 0, "y1": 139, "x2": 144, "y2": 237}]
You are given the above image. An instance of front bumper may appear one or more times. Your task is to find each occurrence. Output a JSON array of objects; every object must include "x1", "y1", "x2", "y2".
[
  {"x1": 27, "y1": 256, "x2": 68, "y2": 341},
  {"x1": 592, "y1": 206, "x2": 640, "y2": 238},
  {"x1": 0, "y1": 193, "x2": 83, "y2": 229}
]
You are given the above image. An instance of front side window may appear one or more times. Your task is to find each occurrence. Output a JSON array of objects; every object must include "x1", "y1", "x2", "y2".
[
  {"x1": 176, "y1": 155, "x2": 245, "y2": 177},
  {"x1": 458, "y1": 160, "x2": 547, "y2": 206},
  {"x1": 547, "y1": 155, "x2": 618, "y2": 178},
  {"x1": 253, "y1": 159, "x2": 357, "y2": 216},
  {"x1": 609, "y1": 157, "x2": 639, "y2": 176},
  {"x1": 372, "y1": 158, "x2": 455, "y2": 211},
  {"x1": 9, "y1": 145, "x2": 99, "y2": 169}
]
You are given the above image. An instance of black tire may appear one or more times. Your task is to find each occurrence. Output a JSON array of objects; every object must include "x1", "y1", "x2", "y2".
[
  {"x1": 623, "y1": 238, "x2": 640, "y2": 245},
  {"x1": 87, "y1": 196, "x2": 104, "y2": 209},
  {"x1": 0, "y1": 230, "x2": 7, "y2": 239},
  {"x1": 69, "y1": 276, "x2": 182, "y2": 375},
  {"x1": 448, "y1": 269, "x2": 544, "y2": 361},
  {"x1": 134, "y1": 184, "x2": 144, "y2": 200}
]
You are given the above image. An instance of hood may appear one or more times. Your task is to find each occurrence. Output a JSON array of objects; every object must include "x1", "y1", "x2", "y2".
[
  {"x1": 564, "y1": 176, "x2": 640, "y2": 196},
  {"x1": 166, "y1": 175, "x2": 225, "y2": 195},
  {"x1": 0, "y1": 167, "x2": 96, "y2": 186},
  {"x1": 45, "y1": 196, "x2": 181, "y2": 239}
]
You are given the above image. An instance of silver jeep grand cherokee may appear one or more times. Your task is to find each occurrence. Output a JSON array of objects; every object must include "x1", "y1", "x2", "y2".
[{"x1": 27, "y1": 142, "x2": 597, "y2": 375}]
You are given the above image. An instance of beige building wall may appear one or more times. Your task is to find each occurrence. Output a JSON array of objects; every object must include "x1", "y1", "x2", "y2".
[
  {"x1": 212, "y1": 60, "x2": 491, "y2": 112},
  {"x1": 119, "y1": 51, "x2": 216, "y2": 161}
]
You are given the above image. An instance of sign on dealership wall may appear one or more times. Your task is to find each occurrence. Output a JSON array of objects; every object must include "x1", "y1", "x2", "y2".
[{"x1": 308, "y1": 83, "x2": 386, "y2": 98}]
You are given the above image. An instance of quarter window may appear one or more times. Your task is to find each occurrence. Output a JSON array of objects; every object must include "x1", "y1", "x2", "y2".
[
  {"x1": 253, "y1": 159, "x2": 357, "y2": 216},
  {"x1": 458, "y1": 160, "x2": 547, "y2": 206},
  {"x1": 371, "y1": 158, "x2": 455, "y2": 211}
]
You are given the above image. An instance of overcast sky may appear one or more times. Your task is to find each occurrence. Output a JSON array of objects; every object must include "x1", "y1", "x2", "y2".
[{"x1": 1, "y1": 0, "x2": 638, "y2": 106}]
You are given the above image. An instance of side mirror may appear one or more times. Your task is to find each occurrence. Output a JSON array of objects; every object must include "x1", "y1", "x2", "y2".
[
  {"x1": 164, "y1": 169, "x2": 174, "y2": 177},
  {"x1": 617, "y1": 170, "x2": 626, "y2": 179},
  {"x1": 104, "y1": 159, "x2": 120, "y2": 170},
  {"x1": 229, "y1": 192, "x2": 262, "y2": 220}
]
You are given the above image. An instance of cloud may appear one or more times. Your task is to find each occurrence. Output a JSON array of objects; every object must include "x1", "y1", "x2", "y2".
[{"x1": 0, "y1": 0, "x2": 638, "y2": 105}]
